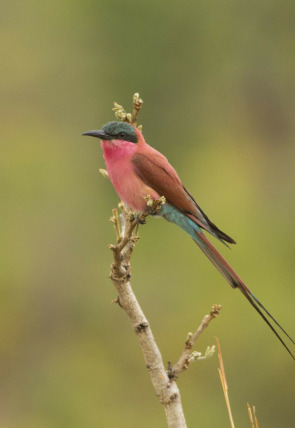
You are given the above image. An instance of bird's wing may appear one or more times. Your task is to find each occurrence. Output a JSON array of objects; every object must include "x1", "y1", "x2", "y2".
[{"x1": 132, "y1": 151, "x2": 235, "y2": 244}]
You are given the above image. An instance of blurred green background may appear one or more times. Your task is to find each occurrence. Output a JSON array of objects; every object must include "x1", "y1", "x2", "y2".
[{"x1": 2, "y1": 1, "x2": 295, "y2": 426}]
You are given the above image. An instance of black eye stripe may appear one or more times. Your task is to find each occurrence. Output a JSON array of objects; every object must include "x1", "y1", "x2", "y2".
[{"x1": 105, "y1": 132, "x2": 137, "y2": 144}]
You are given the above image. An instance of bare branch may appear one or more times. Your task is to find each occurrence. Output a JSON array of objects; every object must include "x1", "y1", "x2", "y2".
[
  {"x1": 108, "y1": 202, "x2": 187, "y2": 427},
  {"x1": 169, "y1": 305, "x2": 221, "y2": 379}
]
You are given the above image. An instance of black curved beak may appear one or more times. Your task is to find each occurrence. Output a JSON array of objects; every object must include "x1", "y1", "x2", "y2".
[{"x1": 82, "y1": 130, "x2": 111, "y2": 140}]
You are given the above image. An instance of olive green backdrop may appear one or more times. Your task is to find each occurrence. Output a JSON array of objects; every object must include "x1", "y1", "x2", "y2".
[{"x1": 2, "y1": 1, "x2": 295, "y2": 426}]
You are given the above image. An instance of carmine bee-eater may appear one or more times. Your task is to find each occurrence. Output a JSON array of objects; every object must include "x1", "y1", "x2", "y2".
[{"x1": 83, "y1": 120, "x2": 295, "y2": 359}]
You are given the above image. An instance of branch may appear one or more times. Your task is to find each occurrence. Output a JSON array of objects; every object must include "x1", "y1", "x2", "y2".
[
  {"x1": 108, "y1": 203, "x2": 187, "y2": 428},
  {"x1": 169, "y1": 305, "x2": 221, "y2": 380},
  {"x1": 112, "y1": 92, "x2": 143, "y2": 128}
]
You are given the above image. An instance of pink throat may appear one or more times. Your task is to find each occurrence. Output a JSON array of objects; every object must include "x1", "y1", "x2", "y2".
[{"x1": 101, "y1": 139, "x2": 137, "y2": 161}]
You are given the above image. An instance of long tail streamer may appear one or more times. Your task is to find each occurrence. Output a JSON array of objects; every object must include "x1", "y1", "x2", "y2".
[{"x1": 195, "y1": 230, "x2": 295, "y2": 360}]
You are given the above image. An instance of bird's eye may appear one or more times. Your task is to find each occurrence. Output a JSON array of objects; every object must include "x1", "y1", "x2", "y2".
[{"x1": 118, "y1": 132, "x2": 126, "y2": 139}]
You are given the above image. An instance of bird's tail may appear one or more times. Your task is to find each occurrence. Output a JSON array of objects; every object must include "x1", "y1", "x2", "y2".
[{"x1": 194, "y1": 230, "x2": 295, "y2": 360}]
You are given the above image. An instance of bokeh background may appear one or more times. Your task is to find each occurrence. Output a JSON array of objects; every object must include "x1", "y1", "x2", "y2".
[{"x1": 2, "y1": 1, "x2": 295, "y2": 426}]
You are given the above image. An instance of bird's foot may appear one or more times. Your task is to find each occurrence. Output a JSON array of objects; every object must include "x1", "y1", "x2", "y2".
[
  {"x1": 135, "y1": 196, "x2": 166, "y2": 225},
  {"x1": 135, "y1": 213, "x2": 148, "y2": 224}
]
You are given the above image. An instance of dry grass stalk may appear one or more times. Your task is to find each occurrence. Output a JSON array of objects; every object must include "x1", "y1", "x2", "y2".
[
  {"x1": 216, "y1": 337, "x2": 235, "y2": 428},
  {"x1": 247, "y1": 403, "x2": 259, "y2": 428}
]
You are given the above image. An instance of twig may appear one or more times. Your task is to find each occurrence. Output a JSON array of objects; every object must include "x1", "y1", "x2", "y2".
[
  {"x1": 169, "y1": 305, "x2": 220, "y2": 379},
  {"x1": 110, "y1": 208, "x2": 122, "y2": 243},
  {"x1": 112, "y1": 92, "x2": 143, "y2": 128},
  {"x1": 131, "y1": 92, "x2": 143, "y2": 126},
  {"x1": 216, "y1": 337, "x2": 235, "y2": 428}
]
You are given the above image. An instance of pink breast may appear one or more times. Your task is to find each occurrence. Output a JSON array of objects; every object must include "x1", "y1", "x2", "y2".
[{"x1": 101, "y1": 140, "x2": 160, "y2": 211}]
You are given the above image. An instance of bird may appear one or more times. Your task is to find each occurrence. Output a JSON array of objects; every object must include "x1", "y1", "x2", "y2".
[{"x1": 82, "y1": 120, "x2": 295, "y2": 359}]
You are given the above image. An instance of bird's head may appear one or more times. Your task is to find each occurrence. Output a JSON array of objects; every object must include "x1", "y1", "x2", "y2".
[{"x1": 82, "y1": 121, "x2": 138, "y2": 144}]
